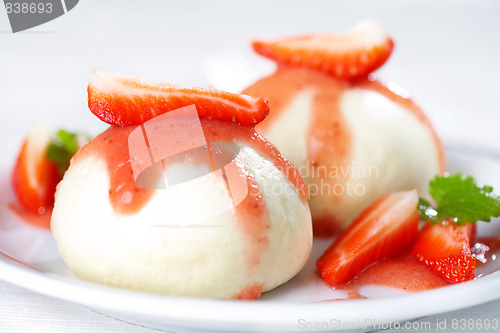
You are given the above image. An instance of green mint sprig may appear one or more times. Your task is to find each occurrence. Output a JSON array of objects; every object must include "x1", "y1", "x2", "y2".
[
  {"x1": 46, "y1": 129, "x2": 89, "y2": 177},
  {"x1": 418, "y1": 174, "x2": 500, "y2": 225}
]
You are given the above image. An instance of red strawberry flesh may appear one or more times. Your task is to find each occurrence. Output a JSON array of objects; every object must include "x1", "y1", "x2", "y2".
[
  {"x1": 412, "y1": 223, "x2": 476, "y2": 283},
  {"x1": 88, "y1": 70, "x2": 270, "y2": 127},
  {"x1": 12, "y1": 125, "x2": 60, "y2": 218},
  {"x1": 317, "y1": 189, "x2": 420, "y2": 286},
  {"x1": 252, "y1": 20, "x2": 394, "y2": 80}
]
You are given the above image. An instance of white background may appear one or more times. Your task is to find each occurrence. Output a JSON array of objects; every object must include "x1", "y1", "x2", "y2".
[
  {"x1": 1, "y1": 0, "x2": 500, "y2": 160},
  {"x1": 1, "y1": 1, "x2": 500, "y2": 332}
]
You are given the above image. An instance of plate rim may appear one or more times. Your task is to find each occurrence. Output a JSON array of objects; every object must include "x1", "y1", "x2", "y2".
[
  {"x1": 1, "y1": 252, "x2": 500, "y2": 332},
  {"x1": 2, "y1": 146, "x2": 500, "y2": 332}
]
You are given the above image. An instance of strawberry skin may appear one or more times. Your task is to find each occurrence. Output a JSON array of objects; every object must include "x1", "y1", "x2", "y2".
[
  {"x1": 12, "y1": 125, "x2": 60, "y2": 216},
  {"x1": 412, "y1": 223, "x2": 476, "y2": 283},
  {"x1": 252, "y1": 20, "x2": 394, "y2": 81},
  {"x1": 317, "y1": 189, "x2": 420, "y2": 286},
  {"x1": 88, "y1": 70, "x2": 269, "y2": 126}
]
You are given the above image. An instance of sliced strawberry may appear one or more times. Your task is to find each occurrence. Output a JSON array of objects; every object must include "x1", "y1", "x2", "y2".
[
  {"x1": 12, "y1": 124, "x2": 60, "y2": 219},
  {"x1": 412, "y1": 223, "x2": 476, "y2": 283},
  {"x1": 317, "y1": 189, "x2": 420, "y2": 286},
  {"x1": 88, "y1": 70, "x2": 269, "y2": 126},
  {"x1": 252, "y1": 20, "x2": 394, "y2": 81},
  {"x1": 469, "y1": 223, "x2": 477, "y2": 244}
]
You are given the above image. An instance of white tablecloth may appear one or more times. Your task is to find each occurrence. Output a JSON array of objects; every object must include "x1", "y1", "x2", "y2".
[{"x1": 1, "y1": 278, "x2": 499, "y2": 333}]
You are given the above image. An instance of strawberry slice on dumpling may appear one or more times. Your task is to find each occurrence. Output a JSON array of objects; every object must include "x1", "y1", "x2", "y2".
[
  {"x1": 252, "y1": 20, "x2": 394, "y2": 80},
  {"x1": 87, "y1": 70, "x2": 270, "y2": 127}
]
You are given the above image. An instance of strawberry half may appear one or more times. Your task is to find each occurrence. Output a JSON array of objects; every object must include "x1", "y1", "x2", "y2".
[
  {"x1": 317, "y1": 189, "x2": 420, "y2": 286},
  {"x1": 252, "y1": 20, "x2": 394, "y2": 81},
  {"x1": 88, "y1": 70, "x2": 270, "y2": 126},
  {"x1": 412, "y1": 223, "x2": 476, "y2": 283},
  {"x1": 12, "y1": 124, "x2": 60, "y2": 216}
]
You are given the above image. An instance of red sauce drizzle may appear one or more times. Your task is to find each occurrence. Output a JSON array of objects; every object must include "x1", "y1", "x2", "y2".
[
  {"x1": 228, "y1": 159, "x2": 270, "y2": 271},
  {"x1": 73, "y1": 126, "x2": 155, "y2": 215},
  {"x1": 232, "y1": 283, "x2": 263, "y2": 300},
  {"x1": 324, "y1": 236, "x2": 500, "y2": 301},
  {"x1": 320, "y1": 252, "x2": 449, "y2": 301},
  {"x1": 200, "y1": 120, "x2": 306, "y2": 270},
  {"x1": 344, "y1": 253, "x2": 448, "y2": 295},
  {"x1": 244, "y1": 68, "x2": 351, "y2": 236},
  {"x1": 8, "y1": 202, "x2": 52, "y2": 229}
]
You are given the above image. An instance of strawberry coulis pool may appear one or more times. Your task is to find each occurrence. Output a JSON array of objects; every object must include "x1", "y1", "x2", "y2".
[
  {"x1": 324, "y1": 236, "x2": 500, "y2": 300},
  {"x1": 335, "y1": 253, "x2": 448, "y2": 300},
  {"x1": 8, "y1": 202, "x2": 52, "y2": 229}
]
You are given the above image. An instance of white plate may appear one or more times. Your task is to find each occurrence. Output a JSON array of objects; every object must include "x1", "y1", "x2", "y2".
[{"x1": 0, "y1": 146, "x2": 500, "y2": 332}]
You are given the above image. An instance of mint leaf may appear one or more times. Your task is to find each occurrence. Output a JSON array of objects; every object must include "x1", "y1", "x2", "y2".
[
  {"x1": 47, "y1": 129, "x2": 89, "y2": 177},
  {"x1": 419, "y1": 174, "x2": 500, "y2": 225}
]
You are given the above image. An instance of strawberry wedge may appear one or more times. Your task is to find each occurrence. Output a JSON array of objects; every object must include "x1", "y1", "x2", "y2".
[
  {"x1": 88, "y1": 70, "x2": 269, "y2": 126},
  {"x1": 317, "y1": 190, "x2": 420, "y2": 286},
  {"x1": 12, "y1": 124, "x2": 60, "y2": 216},
  {"x1": 412, "y1": 223, "x2": 476, "y2": 283},
  {"x1": 253, "y1": 20, "x2": 394, "y2": 81}
]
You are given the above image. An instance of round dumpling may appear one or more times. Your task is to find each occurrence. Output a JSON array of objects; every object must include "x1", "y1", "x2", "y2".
[{"x1": 51, "y1": 117, "x2": 312, "y2": 299}]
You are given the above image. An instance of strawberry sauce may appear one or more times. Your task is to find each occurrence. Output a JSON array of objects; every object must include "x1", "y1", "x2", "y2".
[
  {"x1": 244, "y1": 68, "x2": 352, "y2": 236},
  {"x1": 243, "y1": 67, "x2": 445, "y2": 236},
  {"x1": 232, "y1": 283, "x2": 264, "y2": 300},
  {"x1": 344, "y1": 253, "x2": 448, "y2": 295},
  {"x1": 332, "y1": 236, "x2": 500, "y2": 299},
  {"x1": 321, "y1": 236, "x2": 500, "y2": 300},
  {"x1": 322, "y1": 252, "x2": 449, "y2": 301},
  {"x1": 8, "y1": 202, "x2": 52, "y2": 229},
  {"x1": 74, "y1": 120, "x2": 307, "y2": 213},
  {"x1": 229, "y1": 159, "x2": 270, "y2": 272},
  {"x1": 74, "y1": 126, "x2": 155, "y2": 215}
]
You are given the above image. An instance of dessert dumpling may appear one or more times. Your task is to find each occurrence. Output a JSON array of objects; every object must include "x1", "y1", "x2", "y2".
[
  {"x1": 243, "y1": 21, "x2": 445, "y2": 236},
  {"x1": 51, "y1": 70, "x2": 312, "y2": 299}
]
